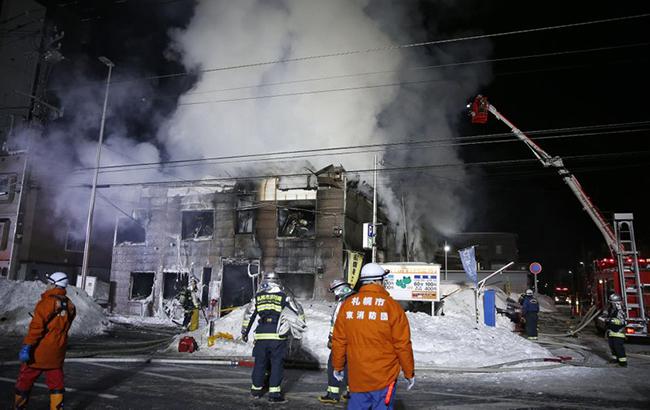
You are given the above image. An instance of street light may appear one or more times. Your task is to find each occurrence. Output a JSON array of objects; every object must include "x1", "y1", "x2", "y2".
[
  {"x1": 80, "y1": 56, "x2": 114, "y2": 291},
  {"x1": 443, "y1": 242, "x2": 450, "y2": 281}
]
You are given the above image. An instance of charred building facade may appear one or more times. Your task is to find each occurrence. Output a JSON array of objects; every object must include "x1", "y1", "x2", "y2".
[{"x1": 109, "y1": 166, "x2": 388, "y2": 316}]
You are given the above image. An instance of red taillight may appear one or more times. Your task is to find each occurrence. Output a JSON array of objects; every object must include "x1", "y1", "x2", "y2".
[{"x1": 625, "y1": 328, "x2": 636, "y2": 335}]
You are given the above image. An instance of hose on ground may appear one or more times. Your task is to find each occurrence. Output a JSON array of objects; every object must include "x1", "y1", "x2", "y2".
[{"x1": 539, "y1": 306, "x2": 601, "y2": 337}]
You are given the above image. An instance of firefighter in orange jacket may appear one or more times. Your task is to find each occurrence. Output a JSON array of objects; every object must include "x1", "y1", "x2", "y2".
[
  {"x1": 14, "y1": 272, "x2": 76, "y2": 410},
  {"x1": 331, "y1": 263, "x2": 415, "y2": 409}
]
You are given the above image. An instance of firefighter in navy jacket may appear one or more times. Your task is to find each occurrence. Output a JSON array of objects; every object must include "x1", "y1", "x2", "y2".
[
  {"x1": 241, "y1": 272, "x2": 302, "y2": 403},
  {"x1": 521, "y1": 289, "x2": 540, "y2": 340},
  {"x1": 606, "y1": 294, "x2": 627, "y2": 367}
]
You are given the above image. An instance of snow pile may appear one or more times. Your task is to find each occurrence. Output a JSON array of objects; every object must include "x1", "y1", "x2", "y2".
[
  {"x1": 536, "y1": 294, "x2": 558, "y2": 313},
  {"x1": 509, "y1": 291, "x2": 557, "y2": 313},
  {"x1": 170, "y1": 285, "x2": 551, "y2": 368},
  {"x1": 0, "y1": 280, "x2": 109, "y2": 337}
]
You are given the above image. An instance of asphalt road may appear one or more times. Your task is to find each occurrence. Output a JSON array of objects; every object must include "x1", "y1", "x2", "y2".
[
  {"x1": 1, "y1": 309, "x2": 650, "y2": 409},
  {"x1": 2, "y1": 359, "x2": 650, "y2": 409}
]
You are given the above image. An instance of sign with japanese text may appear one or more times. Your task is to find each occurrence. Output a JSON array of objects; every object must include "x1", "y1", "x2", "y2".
[
  {"x1": 380, "y1": 264, "x2": 440, "y2": 302},
  {"x1": 345, "y1": 250, "x2": 364, "y2": 288},
  {"x1": 459, "y1": 246, "x2": 478, "y2": 286}
]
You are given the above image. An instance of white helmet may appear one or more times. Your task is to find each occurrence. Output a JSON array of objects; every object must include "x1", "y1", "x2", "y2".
[
  {"x1": 47, "y1": 272, "x2": 68, "y2": 288},
  {"x1": 525, "y1": 289, "x2": 533, "y2": 296},
  {"x1": 609, "y1": 293, "x2": 622, "y2": 303},
  {"x1": 359, "y1": 263, "x2": 387, "y2": 283}
]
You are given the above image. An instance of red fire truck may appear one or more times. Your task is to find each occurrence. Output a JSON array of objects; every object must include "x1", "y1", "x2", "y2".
[
  {"x1": 593, "y1": 257, "x2": 650, "y2": 337},
  {"x1": 470, "y1": 95, "x2": 648, "y2": 337}
]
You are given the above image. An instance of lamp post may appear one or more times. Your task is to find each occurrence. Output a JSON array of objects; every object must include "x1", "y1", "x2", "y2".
[
  {"x1": 443, "y1": 242, "x2": 450, "y2": 280},
  {"x1": 80, "y1": 56, "x2": 114, "y2": 291}
]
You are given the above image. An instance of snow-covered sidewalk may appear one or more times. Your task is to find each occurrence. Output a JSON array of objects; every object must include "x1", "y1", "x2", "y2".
[{"x1": 168, "y1": 286, "x2": 552, "y2": 368}]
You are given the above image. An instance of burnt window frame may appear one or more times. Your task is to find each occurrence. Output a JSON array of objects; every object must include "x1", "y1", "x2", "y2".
[
  {"x1": 0, "y1": 173, "x2": 17, "y2": 203},
  {"x1": 0, "y1": 218, "x2": 10, "y2": 251},
  {"x1": 129, "y1": 271, "x2": 155, "y2": 300},
  {"x1": 277, "y1": 200, "x2": 317, "y2": 239},
  {"x1": 163, "y1": 271, "x2": 188, "y2": 300},
  {"x1": 235, "y1": 198, "x2": 255, "y2": 235},
  {"x1": 181, "y1": 209, "x2": 215, "y2": 241},
  {"x1": 64, "y1": 224, "x2": 85, "y2": 253},
  {"x1": 115, "y1": 209, "x2": 148, "y2": 246}
]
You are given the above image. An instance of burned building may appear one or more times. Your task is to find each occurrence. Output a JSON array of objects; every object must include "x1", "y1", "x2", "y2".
[{"x1": 109, "y1": 165, "x2": 389, "y2": 316}]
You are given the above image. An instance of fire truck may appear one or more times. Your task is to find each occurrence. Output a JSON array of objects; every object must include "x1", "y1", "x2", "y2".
[
  {"x1": 593, "y1": 257, "x2": 650, "y2": 336},
  {"x1": 469, "y1": 95, "x2": 648, "y2": 337}
]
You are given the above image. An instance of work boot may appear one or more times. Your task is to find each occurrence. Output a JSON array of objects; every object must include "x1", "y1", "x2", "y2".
[
  {"x1": 318, "y1": 392, "x2": 340, "y2": 404},
  {"x1": 618, "y1": 359, "x2": 628, "y2": 367},
  {"x1": 49, "y1": 390, "x2": 64, "y2": 410},
  {"x1": 14, "y1": 388, "x2": 30, "y2": 410},
  {"x1": 268, "y1": 393, "x2": 287, "y2": 403},
  {"x1": 609, "y1": 357, "x2": 618, "y2": 364},
  {"x1": 250, "y1": 389, "x2": 264, "y2": 399}
]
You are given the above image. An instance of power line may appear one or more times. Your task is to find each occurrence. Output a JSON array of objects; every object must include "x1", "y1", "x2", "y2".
[
  {"x1": 158, "y1": 13, "x2": 650, "y2": 81},
  {"x1": 182, "y1": 43, "x2": 650, "y2": 97},
  {"x1": 73, "y1": 120, "x2": 650, "y2": 173},
  {"x1": 46, "y1": 14, "x2": 650, "y2": 91},
  {"x1": 91, "y1": 127, "x2": 650, "y2": 176},
  {"x1": 67, "y1": 150, "x2": 650, "y2": 189}
]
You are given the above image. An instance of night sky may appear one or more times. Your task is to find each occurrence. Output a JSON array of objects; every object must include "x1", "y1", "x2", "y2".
[{"x1": 39, "y1": 0, "x2": 650, "y2": 284}]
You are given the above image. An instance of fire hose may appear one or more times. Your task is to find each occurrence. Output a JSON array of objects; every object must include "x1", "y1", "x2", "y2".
[{"x1": 538, "y1": 305, "x2": 601, "y2": 337}]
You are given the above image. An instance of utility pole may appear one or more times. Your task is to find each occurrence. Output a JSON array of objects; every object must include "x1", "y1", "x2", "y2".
[
  {"x1": 372, "y1": 154, "x2": 377, "y2": 263},
  {"x1": 80, "y1": 56, "x2": 114, "y2": 291}
]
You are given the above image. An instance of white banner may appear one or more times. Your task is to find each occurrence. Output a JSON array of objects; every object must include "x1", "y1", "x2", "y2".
[{"x1": 380, "y1": 264, "x2": 440, "y2": 302}]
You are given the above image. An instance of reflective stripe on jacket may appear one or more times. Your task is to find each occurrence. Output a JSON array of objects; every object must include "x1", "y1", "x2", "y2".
[
  {"x1": 331, "y1": 283, "x2": 414, "y2": 393},
  {"x1": 242, "y1": 289, "x2": 299, "y2": 340}
]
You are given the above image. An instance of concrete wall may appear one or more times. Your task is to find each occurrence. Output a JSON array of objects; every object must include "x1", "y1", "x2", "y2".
[{"x1": 110, "y1": 186, "x2": 241, "y2": 315}]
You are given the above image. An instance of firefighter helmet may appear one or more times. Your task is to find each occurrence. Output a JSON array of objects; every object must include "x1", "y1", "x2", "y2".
[
  {"x1": 259, "y1": 272, "x2": 282, "y2": 292},
  {"x1": 329, "y1": 279, "x2": 353, "y2": 300},
  {"x1": 525, "y1": 289, "x2": 533, "y2": 296},
  {"x1": 359, "y1": 263, "x2": 387, "y2": 283},
  {"x1": 47, "y1": 272, "x2": 68, "y2": 288},
  {"x1": 609, "y1": 293, "x2": 622, "y2": 302}
]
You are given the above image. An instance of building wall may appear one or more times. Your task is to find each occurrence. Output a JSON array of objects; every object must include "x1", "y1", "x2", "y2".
[
  {"x1": 110, "y1": 186, "x2": 240, "y2": 315},
  {"x1": 109, "y1": 170, "x2": 382, "y2": 315},
  {"x1": 0, "y1": 151, "x2": 27, "y2": 279},
  {"x1": 0, "y1": 0, "x2": 45, "y2": 142}
]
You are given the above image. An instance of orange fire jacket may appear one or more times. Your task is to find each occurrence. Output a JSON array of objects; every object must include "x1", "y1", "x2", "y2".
[
  {"x1": 23, "y1": 287, "x2": 76, "y2": 369},
  {"x1": 331, "y1": 283, "x2": 415, "y2": 393}
]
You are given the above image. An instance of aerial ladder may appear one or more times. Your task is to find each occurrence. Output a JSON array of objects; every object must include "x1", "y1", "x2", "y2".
[{"x1": 469, "y1": 95, "x2": 647, "y2": 336}]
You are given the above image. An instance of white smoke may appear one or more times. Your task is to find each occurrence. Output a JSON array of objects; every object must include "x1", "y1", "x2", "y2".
[{"x1": 161, "y1": 0, "x2": 491, "y2": 261}]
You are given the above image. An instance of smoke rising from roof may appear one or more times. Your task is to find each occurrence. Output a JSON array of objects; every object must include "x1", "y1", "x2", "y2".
[{"x1": 160, "y1": 0, "x2": 491, "y2": 260}]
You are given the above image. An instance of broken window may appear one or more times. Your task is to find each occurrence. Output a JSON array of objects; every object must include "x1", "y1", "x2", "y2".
[
  {"x1": 130, "y1": 272, "x2": 154, "y2": 300},
  {"x1": 277, "y1": 202, "x2": 316, "y2": 238},
  {"x1": 181, "y1": 210, "x2": 214, "y2": 240},
  {"x1": 236, "y1": 199, "x2": 254, "y2": 234},
  {"x1": 163, "y1": 271, "x2": 188, "y2": 299},
  {"x1": 0, "y1": 174, "x2": 16, "y2": 203},
  {"x1": 115, "y1": 210, "x2": 147, "y2": 245},
  {"x1": 278, "y1": 273, "x2": 314, "y2": 299},
  {"x1": 65, "y1": 223, "x2": 84, "y2": 253},
  {"x1": 0, "y1": 218, "x2": 10, "y2": 250}
]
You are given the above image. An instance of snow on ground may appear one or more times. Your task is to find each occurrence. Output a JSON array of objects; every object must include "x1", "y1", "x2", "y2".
[
  {"x1": 170, "y1": 284, "x2": 552, "y2": 368},
  {"x1": 509, "y1": 291, "x2": 557, "y2": 313},
  {"x1": 108, "y1": 314, "x2": 177, "y2": 327},
  {"x1": 0, "y1": 279, "x2": 109, "y2": 337}
]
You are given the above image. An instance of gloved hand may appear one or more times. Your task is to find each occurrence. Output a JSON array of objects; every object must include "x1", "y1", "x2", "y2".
[
  {"x1": 333, "y1": 370, "x2": 344, "y2": 382},
  {"x1": 241, "y1": 333, "x2": 249, "y2": 343},
  {"x1": 18, "y1": 345, "x2": 31, "y2": 363},
  {"x1": 405, "y1": 376, "x2": 415, "y2": 391}
]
